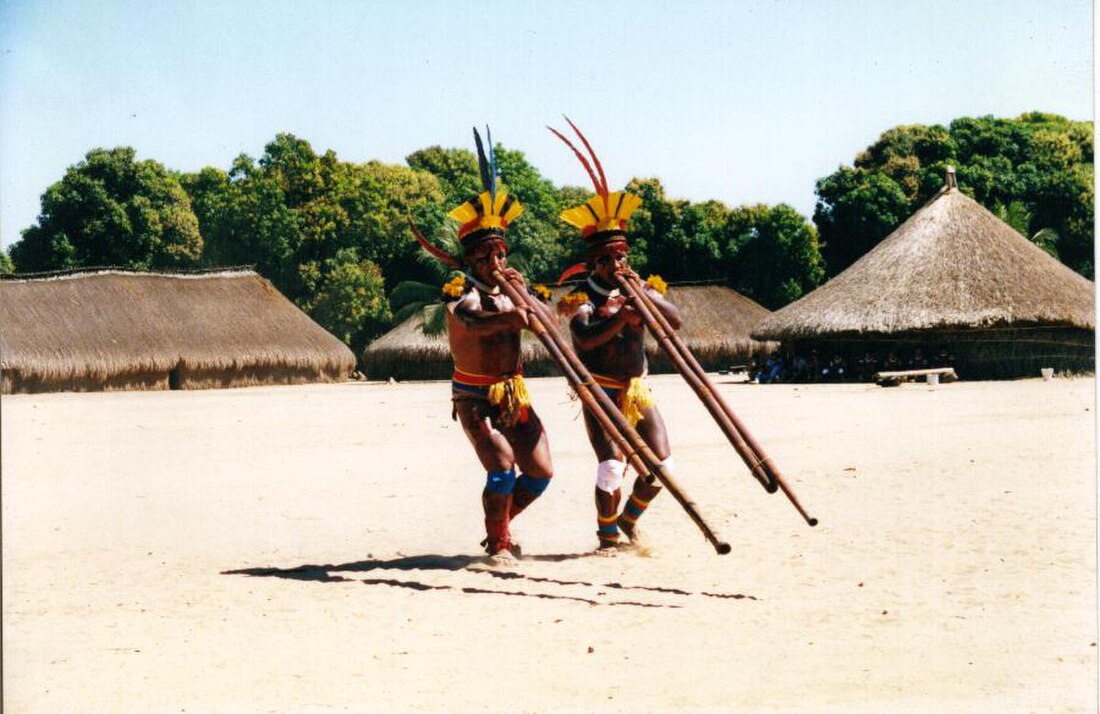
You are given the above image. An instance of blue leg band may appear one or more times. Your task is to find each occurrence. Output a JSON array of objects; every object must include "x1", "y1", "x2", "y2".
[
  {"x1": 485, "y1": 468, "x2": 517, "y2": 495},
  {"x1": 515, "y1": 473, "x2": 551, "y2": 495}
]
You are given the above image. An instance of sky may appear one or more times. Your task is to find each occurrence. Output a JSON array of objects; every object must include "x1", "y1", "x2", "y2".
[{"x1": 0, "y1": 0, "x2": 1093, "y2": 249}]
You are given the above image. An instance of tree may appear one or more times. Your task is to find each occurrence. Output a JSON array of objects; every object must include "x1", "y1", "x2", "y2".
[
  {"x1": 816, "y1": 113, "x2": 1094, "y2": 279},
  {"x1": 491, "y1": 146, "x2": 568, "y2": 281},
  {"x1": 813, "y1": 168, "x2": 910, "y2": 276},
  {"x1": 10, "y1": 147, "x2": 202, "y2": 272},
  {"x1": 298, "y1": 248, "x2": 392, "y2": 357},
  {"x1": 0, "y1": 249, "x2": 13, "y2": 274},
  {"x1": 405, "y1": 146, "x2": 480, "y2": 203},
  {"x1": 722, "y1": 204, "x2": 825, "y2": 309},
  {"x1": 346, "y1": 160, "x2": 445, "y2": 288},
  {"x1": 182, "y1": 154, "x2": 303, "y2": 292},
  {"x1": 664, "y1": 199, "x2": 726, "y2": 282},
  {"x1": 619, "y1": 177, "x2": 679, "y2": 278},
  {"x1": 181, "y1": 134, "x2": 450, "y2": 356}
]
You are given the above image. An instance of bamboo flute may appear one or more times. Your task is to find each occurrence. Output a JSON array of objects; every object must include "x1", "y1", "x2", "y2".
[
  {"x1": 617, "y1": 273, "x2": 818, "y2": 527},
  {"x1": 491, "y1": 267, "x2": 732, "y2": 554}
]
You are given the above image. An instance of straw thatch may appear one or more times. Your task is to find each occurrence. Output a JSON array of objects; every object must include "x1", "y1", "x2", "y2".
[
  {"x1": 751, "y1": 170, "x2": 1095, "y2": 378},
  {"x1": 0, "y1": 269, "x2": 356, "y2": 393},
  {"x1": 362, "y1": 284, "x2": 776, "y2": 381}
]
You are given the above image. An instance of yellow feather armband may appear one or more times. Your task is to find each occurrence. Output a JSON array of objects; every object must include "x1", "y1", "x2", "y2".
[
  {"x1": 531, "y1": 283, "x2": 552, "y2": 302},
  {"x1": 557, "y1": 291, "x2": 589, "y2": 316},
  {"x1": 442, "y1": 274, "x2": 466, "y2": 299},
  {"x1": 645, "y1": 274, "x2": 668, "y2": 295}
]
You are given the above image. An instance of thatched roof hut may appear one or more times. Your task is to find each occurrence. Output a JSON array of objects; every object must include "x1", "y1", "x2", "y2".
[
  {"x1": 0, "y1": 269, "x2": 356, "y2": 393},
  {"x1": 363, "y1": 283, "x2": 775, "y2": 381},
  {"x1": 752, "y1": 168, "x2": 1095, "y2": 378}
]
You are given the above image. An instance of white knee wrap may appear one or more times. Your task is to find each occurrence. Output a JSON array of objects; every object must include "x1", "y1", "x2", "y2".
[
  {"x1": 595, "y1": 459, "x2": 626, "y2": 493},
  {"x1": 659, "y1": 455, "x2": 675, "y2": 474}
]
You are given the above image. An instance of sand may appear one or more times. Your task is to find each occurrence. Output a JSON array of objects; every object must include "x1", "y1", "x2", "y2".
[{"x1": 2, "y1": 374, "x2": 1096, "y2": 712}]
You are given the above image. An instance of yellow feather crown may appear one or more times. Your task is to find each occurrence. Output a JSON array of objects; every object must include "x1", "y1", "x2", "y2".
[
  {"x1": 560, "y1": 191, "x2": 642, "y2": 238},
  {"x1": 449, "y1": 190, "x2": 524, "y2": 240}
]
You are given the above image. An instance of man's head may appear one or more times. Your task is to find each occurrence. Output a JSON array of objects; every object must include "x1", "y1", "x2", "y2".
[
  {"x1": 464, "y1": 237, "x2": 508, "y2": 286},
  {"x1": 587, "y1": 240, "x2": 628, "y2": 287}
]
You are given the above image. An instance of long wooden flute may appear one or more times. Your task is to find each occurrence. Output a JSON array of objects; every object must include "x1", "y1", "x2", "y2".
[
  {"x1": 491, "y1": 267, "x2": 732, "y2": 554},
  {"x1": 617, "y1": 272, "x2": 818, "y2": 527}
]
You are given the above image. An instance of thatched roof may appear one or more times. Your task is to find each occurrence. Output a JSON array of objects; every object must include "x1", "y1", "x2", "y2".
[
  {"x1": 1, "y1": 269, "x2": 356, "y2": 392},
  {"x1": 752, "y1": 170, "x2": 1095, "y2": 341},
  {"x1": 363, "y1": 283, "x2": 775, "y2": 380}
]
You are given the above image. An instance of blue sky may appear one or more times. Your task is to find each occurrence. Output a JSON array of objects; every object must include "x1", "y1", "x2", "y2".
[{"x1": 0, "y1": 0, "x2": 1093, "y2": 249}]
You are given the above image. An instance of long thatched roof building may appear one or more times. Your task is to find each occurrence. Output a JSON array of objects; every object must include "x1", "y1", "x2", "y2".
[
  {"x1": 363, "y1": 283, "x2": 776, "y2": 381},
  {"x1": 752, "y1": 168, "x2": 1095, "y2": 378},
  {"x1": 1, "y1": 269, "x2": 356, "y2": 393}
]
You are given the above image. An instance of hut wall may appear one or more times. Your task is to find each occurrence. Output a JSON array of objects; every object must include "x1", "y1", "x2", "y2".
[
  {"x1": 176, "y1": 362, "x2": 352, "y2": 390},
  {"x1": 790, "y1": 326, "x2": 1094, "y2": 380},
  {"x1": 362, "y1": 339, "x2": 776, "y2": 381},
  {"x1": 1, "y1": 368, "x2": 171, "y2": 394},
  {"x1": 645, "y1": 339, "x2": 778, "y2": 374}
]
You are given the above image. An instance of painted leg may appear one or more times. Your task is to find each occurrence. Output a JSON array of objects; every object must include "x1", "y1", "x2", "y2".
[
  {"x1": 482, "y1": 468, "x2": 516, "y2": 557},
  {"x1": 595, "y1": 486, "x2": 622, "y2": 550},
  {"x1": 594, "y1": 459, "x2": 626, "y2": 552},
  {"x1": 509, "y1": 473, "x2": 551, "y2": 520},
  {"x1": 617, "y1": 477, "x2": 662, "y2": 542}
]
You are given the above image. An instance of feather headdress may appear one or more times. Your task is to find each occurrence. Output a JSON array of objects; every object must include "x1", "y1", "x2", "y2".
[
  {"x1": 448, "y1": 126, "x2": 523, "y2": 247},
  {"x1": 549, "y1": 117, "x2": 642, "y2": 283},
  {"x1": 549, "y1": 117, "x2": 642, "y2": 244}
]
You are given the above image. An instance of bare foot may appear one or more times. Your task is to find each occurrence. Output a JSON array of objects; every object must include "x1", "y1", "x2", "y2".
[
  {"x1": 619, "y1": 523, "x2": 654, "y2": 557},
  {"x1": 485, "y1": 549, "x2": 520, "y2": 567},
  {"x1": 481, "y1": 538, "x2": 523, "y2": 560},
  {"x1": 593, "y1": 542, "x2": 628, "y2": 558}
]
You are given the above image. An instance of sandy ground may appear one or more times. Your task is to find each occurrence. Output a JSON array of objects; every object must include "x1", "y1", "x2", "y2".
[{"x1": 2, "y1": 374, "x2": 1096, "y2": 713}]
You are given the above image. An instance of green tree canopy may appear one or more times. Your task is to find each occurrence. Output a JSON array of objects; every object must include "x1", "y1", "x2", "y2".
[
  {"x1": 11, "y1": 147, "x2": 202, "y2": 272},
  {"x1": 816, "y1": 113, "x2": 1094, "y2": 278},
  {"x1": 722, "y1": 203, "x2": 825, "y2": 309},
  {"x1": 814, "y1": 168, "x2": 911, "y2": 277}
]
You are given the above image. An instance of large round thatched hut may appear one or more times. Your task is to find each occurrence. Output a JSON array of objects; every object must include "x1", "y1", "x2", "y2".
[
  {"x1": 0, "y1": 269, "x2": 356, "y2": 393},
  {"x1": 363, "y1": 284, "x2": 776, "y2": 381},
  {"x1": 752, "y1": 169, "x2": 1095, "y2": 378}
]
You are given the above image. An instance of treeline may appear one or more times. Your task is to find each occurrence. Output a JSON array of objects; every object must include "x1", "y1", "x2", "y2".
[{"x1": 5, "y1": 112, "x2": 1092, "y2": 358}]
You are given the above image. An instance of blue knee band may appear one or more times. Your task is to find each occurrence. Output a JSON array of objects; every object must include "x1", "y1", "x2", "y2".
[
  {"x1": 485, "y1": 468, "x2": 516, "y2": 495},
  {"x1": 515, "y1": 473, "x2": 551, "y2": 495}
]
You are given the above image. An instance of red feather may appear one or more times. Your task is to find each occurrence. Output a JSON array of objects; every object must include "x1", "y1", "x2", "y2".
[
  {"x1": 556, "y1": 261, "x2": 588, "y2": 285},
  {"x1": 406, "y1": 217, "x2": 461, "y2": 270},
  {"x1": 563, "y1": 116, "x2": 608, "y2": 200},
  {"x1": 547, "y1": 125, "x2": 607, "y2": 205}
]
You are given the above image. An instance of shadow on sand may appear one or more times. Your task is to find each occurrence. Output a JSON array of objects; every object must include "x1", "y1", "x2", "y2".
[{"x1": 223, "y1": 553, "x2": 757, "y2": 607}]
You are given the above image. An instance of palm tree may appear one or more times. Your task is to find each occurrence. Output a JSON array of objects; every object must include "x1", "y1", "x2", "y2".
[{"x1": 993, "y1": 200, "x2": 1060, "y2": 259}]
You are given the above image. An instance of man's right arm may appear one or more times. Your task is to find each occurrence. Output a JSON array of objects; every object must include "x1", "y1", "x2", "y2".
[
  {"x1": 570, "y1": 302, "x2": 633, "y2": 350},
  {"x1": 453, "y1": 303, "x2": 529, "y2": 335}
]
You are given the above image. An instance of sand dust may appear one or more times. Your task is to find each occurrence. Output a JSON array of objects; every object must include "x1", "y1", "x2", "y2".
[{"x1": 2, "y1": 375, "x2": 1095, "y2": 712}]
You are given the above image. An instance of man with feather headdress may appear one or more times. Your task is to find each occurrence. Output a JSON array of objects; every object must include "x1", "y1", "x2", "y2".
[
  {"x1": 551, "y1": 119, "x2": 682, "y2": 556},
  {"x1": 409, "y1": 128, "x2": 553, "y2": 567}
]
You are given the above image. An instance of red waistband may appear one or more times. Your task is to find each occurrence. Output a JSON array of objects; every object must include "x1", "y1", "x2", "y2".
[{"x1": 453, "y1": 369, "x2": 520, "y2": 387}]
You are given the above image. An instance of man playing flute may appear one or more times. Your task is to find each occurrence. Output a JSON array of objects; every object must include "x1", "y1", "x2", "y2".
[
  {"x1": 551, "y1": 119, "x2": 682, "y2": 556},
  {"x1": 411, "y1": 128, "x2": 554, "y2": 567}
]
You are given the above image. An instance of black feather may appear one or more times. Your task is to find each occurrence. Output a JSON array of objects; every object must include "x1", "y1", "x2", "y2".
[{"x1": 472, "y1": 127, "x2": 493, "y2": 195}]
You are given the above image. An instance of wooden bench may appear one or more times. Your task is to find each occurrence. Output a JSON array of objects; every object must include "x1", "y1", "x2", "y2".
[
  {"x1": 718, "y1": 364, "x2": 749, "y2": 376},
  {"x1": 874, "y1": 367, "x2": 957, "y2": 387}
]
